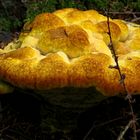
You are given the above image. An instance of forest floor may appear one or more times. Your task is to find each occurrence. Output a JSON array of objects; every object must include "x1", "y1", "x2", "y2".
[{"x1": 1, "y1": 91, "x2": 140, "y2": 140}]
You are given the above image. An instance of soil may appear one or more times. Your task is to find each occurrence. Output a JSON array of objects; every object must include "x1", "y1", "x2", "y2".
[{"x1": 0, "y1": 89, "x2": 140, "y2": 140}]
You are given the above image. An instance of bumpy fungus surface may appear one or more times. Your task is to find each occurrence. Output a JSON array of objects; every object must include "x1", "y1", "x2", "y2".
[{"x1": 0, "y1": 8, "x2": 140, "y2": 95}]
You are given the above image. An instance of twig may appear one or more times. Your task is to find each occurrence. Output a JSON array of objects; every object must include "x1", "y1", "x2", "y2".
[
  {"x1": 83, "y1": 117, "x2": 123, "y2": 140},
  {"x1": 106, "y1": 9, "x2": 128, "y2": 95},
  {"x1": 117, "y1": 120, "x2": 133, "y2": 140},
  {"x1": 107, "y1": 12, "x2": 140, "y2": 15},
  {"x1": 5, "y1": 128, "x2": 31, "y2": 140},
  {"x1": 106, "y1": 4, "x2": 137, "y2": 140},
  {"x1": 131, "y1": 17, "x2": 140, "y2": 22},
  {"x1": 0, "y1": 126, "x2": 9, "y2": 133}
]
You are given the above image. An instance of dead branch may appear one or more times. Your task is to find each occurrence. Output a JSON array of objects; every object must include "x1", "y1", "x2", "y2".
[
  {"x1": 131, "y1": 17, "x2": 140, "y2": 22},
  {"x1": 117, "y1": 120, "x2": 133, "y2": 140},
  {"x1": 106, "y1": 3, "x2": 138, "y2": 140}
]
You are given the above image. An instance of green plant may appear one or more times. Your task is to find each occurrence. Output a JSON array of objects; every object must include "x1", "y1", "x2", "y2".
[
  {"x1": 0, "y1": 17, "x2": 11, "y2": 31},
  {"x1": 57, "y1": 0, "x2": 86, "y2": 9},
  {"x1": 111, "y1": 1, "x2": 125, "y2": 12},
  {"x1": 0, "y1": 0, "x2": 25, "y2": 32},
  {"x1": 0, "y1": 16, "x2": 22, "y2": 32},
  {"x1": 132, "y1": 0, "x2": 140, "y2": 11},
  {"x1": 24, "y1": 0, "x2": 57, "y2": 22},
  {"x1": 89, "y1": 0, "x2": 108, "y2": 10},
  {"x1": 24, "y1": 0, "x2": 86, "y2": 23}
]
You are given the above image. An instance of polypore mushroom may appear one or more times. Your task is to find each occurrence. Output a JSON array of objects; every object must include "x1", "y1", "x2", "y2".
[{"x1": 0, "y1": 8, "x2": 140, "y2": 98}]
